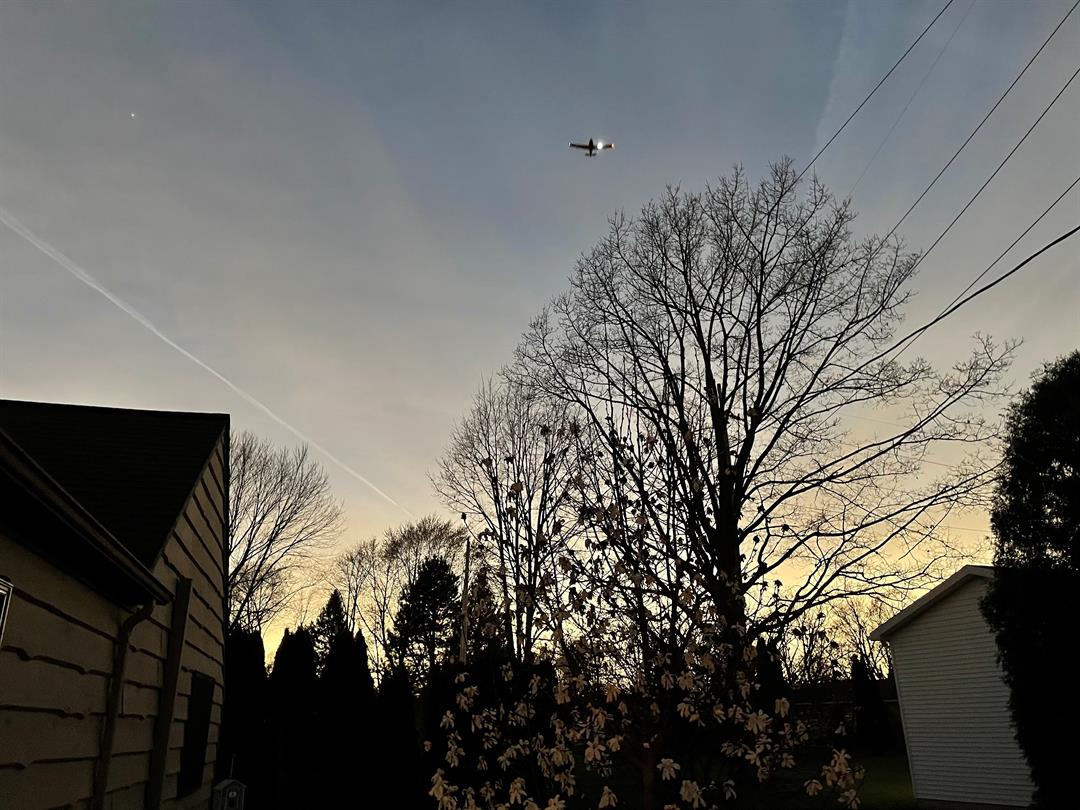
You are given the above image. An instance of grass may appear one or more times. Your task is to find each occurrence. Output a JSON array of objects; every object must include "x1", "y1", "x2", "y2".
[
  {"x1": 751, "y1": 751, "x2": 916, "y2": 810},
  {"x1": 852, "y1": 754, "x2": 916, "y2": 810}
]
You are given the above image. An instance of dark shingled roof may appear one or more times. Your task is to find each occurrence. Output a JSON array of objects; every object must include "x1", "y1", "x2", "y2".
[{"x1": 0, "y1": 399, "x2": 228, "y2": 568}]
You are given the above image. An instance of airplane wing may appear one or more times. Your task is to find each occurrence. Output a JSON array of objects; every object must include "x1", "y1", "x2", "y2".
[{"x1": 569, "y1": 143, "x2": 590, "y2": 150}]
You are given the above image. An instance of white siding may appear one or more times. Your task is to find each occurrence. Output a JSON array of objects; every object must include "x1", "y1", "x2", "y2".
[{"x1": 890, "y1": 578, "x2": 1033, "y2": 807}]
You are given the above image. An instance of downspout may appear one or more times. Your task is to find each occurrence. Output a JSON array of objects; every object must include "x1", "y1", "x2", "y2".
[{"x1": 93, "y1": 601, "x2": 155, "y2": 810}]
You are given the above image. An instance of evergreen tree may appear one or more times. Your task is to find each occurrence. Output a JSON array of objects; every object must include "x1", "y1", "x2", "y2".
[
  {"x1": 216, "y1": 628, "x2": 269, "y2": 804},
  {"x1": 319, "y1": 626, "x2": 377, "y2": 802},
  {"x1": 310, "y1": 589, "x2": 350, "y2": 670},
  {"x1": 982, "y1": 350, "x2": 1080, "y2": 807},
  {"x1": 390, "y1": 556, "x2": 460, "y2": 683},
  {"x1": 270, "y1": 626, "x2": 319, "y2": 705},
  {"x1": 375, "y1": 664, "x2": 427, "y2": 804},
  {"x1": 268, "y1": 626, "x2": 318, "y2": 805}
]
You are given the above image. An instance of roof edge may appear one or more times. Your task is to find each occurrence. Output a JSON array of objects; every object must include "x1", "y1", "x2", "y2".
[
  {"x1": 870, "y1": 564, "x2": 993, "y2": 641},
  {"x1": 0, "y1": 428, "x2": 172, "y2": 604},
  {"x1": 151, "y1": 419, "x2": 229, "y2": 574}
]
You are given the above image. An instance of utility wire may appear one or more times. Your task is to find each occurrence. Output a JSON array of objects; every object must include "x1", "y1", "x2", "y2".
[
  {"x1": 848, "y1": 0, "x2": 976, "y2": 196},
  {"x1": 941, "y1": 175, "x2": 1080, "y2": 315},
  {"x1": 899, "y1": 173, "x2": 1080, "y2": 356},
  {"x1": 907, "y1": 62, "x2": 1080, "y2": 275},
  {"x1": 888, "y1": 0, "x2": 1078, "y2": 235},
  {"x1": 896, "y1": 220, "x2": 1080, "y2": 357},
  {"x1": 798, "y1": 0, "x2": 957, "y2": 183}
]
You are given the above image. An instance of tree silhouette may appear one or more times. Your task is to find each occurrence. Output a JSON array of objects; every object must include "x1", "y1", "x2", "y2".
[
  {"x1": 982, "y1": 350, "x2": 1080, "y2": 807},
  {"x1": 332, "y1": 515, "x2": 467, "y2": 673},
  {"x1": 216, "y1": 628, "x2": 269, "y2": 804},
  {"x1": 268, "y1": 626, "x2": 318, "y2": 805},
  {"x1": 310, "y1": 589, "x2": 350, "y2": 671},
  {"x1": 319, "y1": 623, "x2": 376, "y2": 803},
  {"x1": 375, "y1": 664, "x2": 426, "y2": 805},
  {"x1": 228, "y1": 432, "x2": 343, "y2": 632},
  {"x1": 390, "y1": 556, "x2": 460, "y2": 683},
  {"x1": 461, "y1": 564, "x2": 508, "y2": 664},
  {"x1": 851, "y1": 655, "x2": 891, "y2": 753}
]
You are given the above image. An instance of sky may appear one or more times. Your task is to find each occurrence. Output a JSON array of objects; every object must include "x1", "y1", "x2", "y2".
[{"x1": 1, "y1": 1, "x2": 1077, "y2": 597}]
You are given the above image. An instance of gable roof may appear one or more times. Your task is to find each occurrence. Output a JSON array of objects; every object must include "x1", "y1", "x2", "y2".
[
  {"x1": 870, "y1": 565, "x2": 994, "y2": 641},
  {"x1": 0, "y1": 399, "x2": 227, "y2": 569}
]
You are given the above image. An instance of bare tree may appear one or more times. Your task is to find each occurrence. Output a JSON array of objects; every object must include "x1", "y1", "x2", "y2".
[
  {"x1": 828, "y1": 596, "x2": 893, "y2": 679},
  {"x1": 434, "y1": 377, "x2": 580, "y2": 663},
  {"x1": 382, "y1": 514, "x2": 466, "y2": 584},
  {"x1": 331, "y1": 515, "x2": 466, "y2": 673},
  {"x1": 513, "y1": 162, "x2": 1010, "y2": 645},
  {"x1": 228, "y1": 431, "x2": 344, "y2": 631}
]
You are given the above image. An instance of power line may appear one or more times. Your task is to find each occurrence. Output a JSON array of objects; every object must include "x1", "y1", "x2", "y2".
[
  {"x1": 798, "y1": 0, "x2": 957, "y2": 183},
  {"x1": 848, "y1": 0, "x2": 976, "y2": 196},
  {"x1": 896, "y1": 220, "x2": 1080, "y2": 356},
  {"x1": 907, "y1": 62, "x2": 1080, "y2": 277},
  {"x1": 888, "y1": 0, "x2": 1078, "y2": 235},
  {"x1": 0, "y1": 207, "x2": 416, "y2": 518},
  {"x1": 900, "y1": 174, "x2": 1080, "y2": 356},
  {"x1": 942, "y1": 175, "x2": 1080, "y2": 315}
]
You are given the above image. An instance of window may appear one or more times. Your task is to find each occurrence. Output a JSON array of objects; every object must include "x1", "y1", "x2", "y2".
[
  {"x1": 0, "y1": 578, "x2": 11, "y2": 649},
  {"x1": 177, "y1": 672, "x2": 215, "y2": 797}
]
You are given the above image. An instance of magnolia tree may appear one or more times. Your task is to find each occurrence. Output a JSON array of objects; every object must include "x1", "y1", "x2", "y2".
[{"x1": 427, "y1": 164, "x2": 1009, "y2": 808}]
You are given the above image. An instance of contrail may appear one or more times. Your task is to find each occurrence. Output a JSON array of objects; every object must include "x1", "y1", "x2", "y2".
[{"x1": 0, "y1": 206, "x2": 414, "y2": 517}]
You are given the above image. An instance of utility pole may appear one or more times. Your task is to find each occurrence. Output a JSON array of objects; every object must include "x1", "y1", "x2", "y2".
[{"x1": 458, "y1": 513, "x2": 472, "y2": 665}]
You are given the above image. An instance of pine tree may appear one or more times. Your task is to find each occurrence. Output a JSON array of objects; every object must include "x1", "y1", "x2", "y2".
[
  {"x1": 310, "y1": 589, "x2": 350, "y2": 671},
  {"x1": 390, "y1": 556, "x2": 460, "y2": 684}
]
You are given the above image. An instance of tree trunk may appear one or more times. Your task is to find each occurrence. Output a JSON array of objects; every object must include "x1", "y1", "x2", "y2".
[{"x1": 640, "y1": 746, "x2": 658, "y2": 810}]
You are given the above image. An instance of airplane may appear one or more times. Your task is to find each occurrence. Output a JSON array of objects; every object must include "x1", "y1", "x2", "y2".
[{"x1": 569, "y1": 138, "x2": 615, "y2": 157}]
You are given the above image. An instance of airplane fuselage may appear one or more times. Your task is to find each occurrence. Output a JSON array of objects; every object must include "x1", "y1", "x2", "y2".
[{"x1": 570, "y1": 137, "x2": 613, "y2": 157}]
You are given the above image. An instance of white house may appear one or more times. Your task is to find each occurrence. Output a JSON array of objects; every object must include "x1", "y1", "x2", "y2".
[{"x1": 870, "y1": 565, "x2": 1033, "y2": 809}]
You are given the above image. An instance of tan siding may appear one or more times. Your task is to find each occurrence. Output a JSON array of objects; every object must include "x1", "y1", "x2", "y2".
[
  {"x1": 890, "y1": 578, "x2": 1033, "y2": 806},
  {"x1": 0, "y1": 759, "x2": 95, "y2": 809},
  {"x1": 0, "y1": 652, "x2": 108, "y2": 717},
  {"x1": 0, "y1": 534, "x2": 110, "y2": 807},
  {"x1": 0, "y1": 712, "x2": 155, "y2": 764},
  {"x1": 0, "y1": 539, "x2": 128, "y2": 636},
  {"x1": 150, "y1": 433, "x2": 227, "y2": 805},
  {"x1": 0, "y1": 431, "x2": 228, "y2": 809},
  {"x1": 104, "y1": 781, "x2": 149, "y2": 810}
]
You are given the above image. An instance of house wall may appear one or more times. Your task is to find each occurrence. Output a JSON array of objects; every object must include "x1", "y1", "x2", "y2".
[
  {"x1": 889, "y1": 577, "x2": 1033, "y2": 808},
  {"x1": 147, "y1": 435, "x2": 227, "y2": 809},
  {"x1": 0, "y1": 532, "x2": 130, "y2": 808},
  {"x1": 0, "y1": 434, "x2": 226, "y2": 810}
]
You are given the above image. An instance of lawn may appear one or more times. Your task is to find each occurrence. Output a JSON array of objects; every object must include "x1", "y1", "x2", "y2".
[
  {"x1": 748, "y1": 751, "x2": 916, "y2": 809},
  {"x1": 855, "y1": 754, "x2": 917, "y2": 810}
]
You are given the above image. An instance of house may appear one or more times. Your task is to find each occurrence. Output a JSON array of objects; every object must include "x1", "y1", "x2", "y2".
[
  {"x1": 0, "y1": 400, "x2": 229, "y2": 809},
  {"x1": 871, "y1": 565, "x2": 1033, "y2": 809}
]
